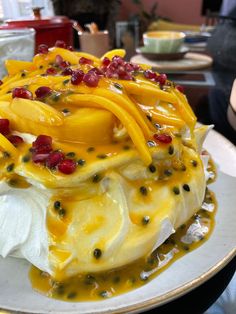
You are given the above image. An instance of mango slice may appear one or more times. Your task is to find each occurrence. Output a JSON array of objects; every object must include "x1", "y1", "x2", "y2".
[
  {"x1": 10, "y1": 98, "x2": 64, "y2": 126},
  {"x1": 5, "y1": 60, "x2": 36, "y2": 76},
  {"x1": 0, "y1": 101, "x2": 114, "y2": 144}
]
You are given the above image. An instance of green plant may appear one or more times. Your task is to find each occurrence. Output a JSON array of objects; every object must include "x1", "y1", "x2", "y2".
[{"x1": 132, "y1": 0, "x2": 158, "y2": 23}]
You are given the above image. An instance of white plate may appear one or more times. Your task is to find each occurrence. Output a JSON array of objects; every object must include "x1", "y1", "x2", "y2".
[{"x1": 0, "y1": 128, "x2": 236, "y2": 314}]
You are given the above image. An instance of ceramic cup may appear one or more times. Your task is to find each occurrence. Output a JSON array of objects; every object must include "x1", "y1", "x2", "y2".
[
  {"x1": 143, "y1": 31, "x2": 186, "y2": 53},
  {"x1": 78, "y1": 31, "x2": 110, "y2": 58}
]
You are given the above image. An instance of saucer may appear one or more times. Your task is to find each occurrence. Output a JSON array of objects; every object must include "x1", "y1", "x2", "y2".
[{"x1": 136, "y1": 46, "x2": 189, "y2": 61}]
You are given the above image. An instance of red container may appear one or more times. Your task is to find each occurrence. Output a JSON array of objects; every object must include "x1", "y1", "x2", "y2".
[{"x1": 0, "y1": 15, "x2": 74, "y2": 52}]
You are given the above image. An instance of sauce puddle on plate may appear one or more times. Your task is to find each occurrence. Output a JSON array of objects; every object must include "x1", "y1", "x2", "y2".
[{"x1": 30, "y1": 187, "x2": 216, "y2": 302}]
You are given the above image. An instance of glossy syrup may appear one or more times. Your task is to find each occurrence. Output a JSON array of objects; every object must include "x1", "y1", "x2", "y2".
[{"x1": 30, "y1": 187, "x2": 216, "y2": 302}]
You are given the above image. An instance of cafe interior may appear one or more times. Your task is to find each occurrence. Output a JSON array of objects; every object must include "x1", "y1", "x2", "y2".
[{"x1": 0, "y1": 1, "x2": 235, "y2": 314}]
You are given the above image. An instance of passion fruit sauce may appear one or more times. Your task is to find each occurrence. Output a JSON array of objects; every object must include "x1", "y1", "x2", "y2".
[{"x1": 29, "y1": 188, "x2": 216, "y2": 302}]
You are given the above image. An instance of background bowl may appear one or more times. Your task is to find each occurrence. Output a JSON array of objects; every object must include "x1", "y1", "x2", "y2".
[{"x1": 143, "y1": 31, "x2": 185, "y2": 53}]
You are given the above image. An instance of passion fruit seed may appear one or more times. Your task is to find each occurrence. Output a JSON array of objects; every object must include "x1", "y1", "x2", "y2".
[
  {"x1": 142, "y1": 216, "x2": 150, "y2": 225},
  {"x1": 173, "y1": 186, "x2": 180, "y2": 195},
  {"x1": 168, "y1": 145, "x2": 174, "y2": 155},
  {"x1": 139, "y1": 186, "x2": 148, "y2": 196},
  {"x1": 6, "y1": 163, "x2": 14, "y2": 172},
  {"x1": 22, "y1": 155, "x2": 30, "y2": 162},
  {"x1": 66, "y1": 152, "x2": 76, "y2": 158},
  {"x1": 87, "y1": 146, "x2": 95, "y2": 152},
  {"x1": 0, "y1": 80, "x2": 3, "y2": 86},
  {"x1": 148, "y1": 164, "x2": 156, "y2": 173},
  {"x1": 183, "y1": 184, "x2": 191, "y2": 192},
  {"x1": 54, "y1": 201, "x2": 61, "y2": 210},
  {"x1": 93, "y1": 248, "x2": 102, "y2": 259},
  {"x1": 164, "y1": 169, "x2": 172, "y2": 176},
  {"x1": 77, "y1": 159, "x2": 86, "y2": 166},
  {"x1": 0, "y1": 119, "x2": 10, "y2": 135},
  {"x1": 12, "y1": 87, "x2": 33, "y2": 99},
  {"x1": 35, "y1": 86, "x2": 52, "y2": 99},
  {"x1": 58, "y1": 208, "x2": 66, "y2": 217},
  {"x1": 191, "y1": 160, "x2": 198, "y2": 167}
]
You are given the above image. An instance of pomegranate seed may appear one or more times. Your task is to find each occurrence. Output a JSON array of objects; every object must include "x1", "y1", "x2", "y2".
[
  {"x1": 83, "y1": 72, "x2": 99, "y2": 87},
  {"x1": 12, "y1": 87, "x2": 33, "y2": 99},
  {"x1": 117, "y1": 66, "x2": 126, "y2": 76},
  {"x1": 79, "y1": 57, "x2": 93, "y2": 65},
  {"x1": 156, "y1": 74, "x2": 167, "y2": 85},
  {"x1": 58, "y1": 159, "x2": 76, "y2": 174},
  {"x1": 8, "y1": 135, "x2": 24, "y2": 146},
  {"x1": 0, "y1": 80, "x2": 3, "y2": 86},
  {"x1": 35, "y1": 86, "x2": 52, "y2": 99},
  {"x1": 144, "y1": 70, "x2": 157, "y2": 80},
  {"x1": 0, "y1": 119, "x2": 10, "y2": 135},
  {"x1": 32, "y1": 153, "x2": 50, "y2": 164},
  {"x1": 132, "y1": 63, "x2": 140, "y2": 71},
  {"x1": 125, "y1": 63, "x2": 134, "y2": 72},
  {"x1": 32, "y1": 135, "x2": 52, "y2": 154},
  {"x1": 55, "y1": 54, "x2": 63, "y2": 65},
  {"x1": 46, "y1": 67, "x2": 57, "y2": 75},
  {"x1": 153, "y1": 133, "x2": 172, "y2": 144},
  {"x1": 33, "y1": 135, "x2": 52, "y2": 147},
  {"x1": 46, "y1": 151, "x2": 64, "y2": 168},
  {"x1": 71, "y1": 70, "x2": 84, "y2": 85},
  {"x1": 112, "y1": 56, "x2": 124, "y2": 65},
  {"x1": 38, "y1": 44, "x2": 49, "y2": 54},
  {"x1": 176, "y1": 85, "x2": 184, "y2": 93},
  {"x1": 102, "y1": 57, "x2": 110, "y2": 66},
  {"x1": 88, "y1": 67, "x2": 103, "y2": 76},
  {"x1": 67, "y1": 45, "x2": 74, "y2": 51},
  {"x1": 59, "y1": 61, "x2": 70, "y2": 69},
  {"x1": 105, "y1": 68, "x2": 119, "y2": 79},
  {"x1": 61, "y1": 67, "x2": 73, "y2": 76},
  {"x1": 55, "y1": 40, "x2": 66, "y2": 48}
]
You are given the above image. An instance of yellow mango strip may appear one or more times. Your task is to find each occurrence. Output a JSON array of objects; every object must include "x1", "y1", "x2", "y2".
[
  {"x1": 74, "y1": 52, "x2": 101, "y2": 64},
  {"x1": 101, "y1": 49, "x2": 126, "y2": 60},
  {"x1": 93, "y1": 88, "x2": 154, "y2": 137},
  {"x1": 0, "y1": 94, "x2": 11, "y2": 101},
  {"x1": 119, "y1": 80, "x2": 177, "y2": 104},
  {"x1": 5, "y1": 60, "x2": 36, "y2": 76},
  {"x1": 171, "y1": 89, "x2": 196, "y2": 130},
  {"x1": 0, "y1": 73, "x2": 22, "y2": 92},
  {"x1": 65, "y1": 94, "x2": 152, "y2": 165},
  {"x1": 10, "y1": 98, "x2": 64, "y2": 126},
  {"x1": 0, "y1": 75, "x2": 68, "y2": 97},
  {"x1": 0, "y1": 133, "x2": 18, "y2": 157},
  {"x1": 150, "y1": 110, "x2": 185, "y2": 128},
  {"x1": 33, "y1": 47, "x2": 79, "y2": 68},
  {"x1": 175, "y1": 88, "x2": 196, "y2": 120}
]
